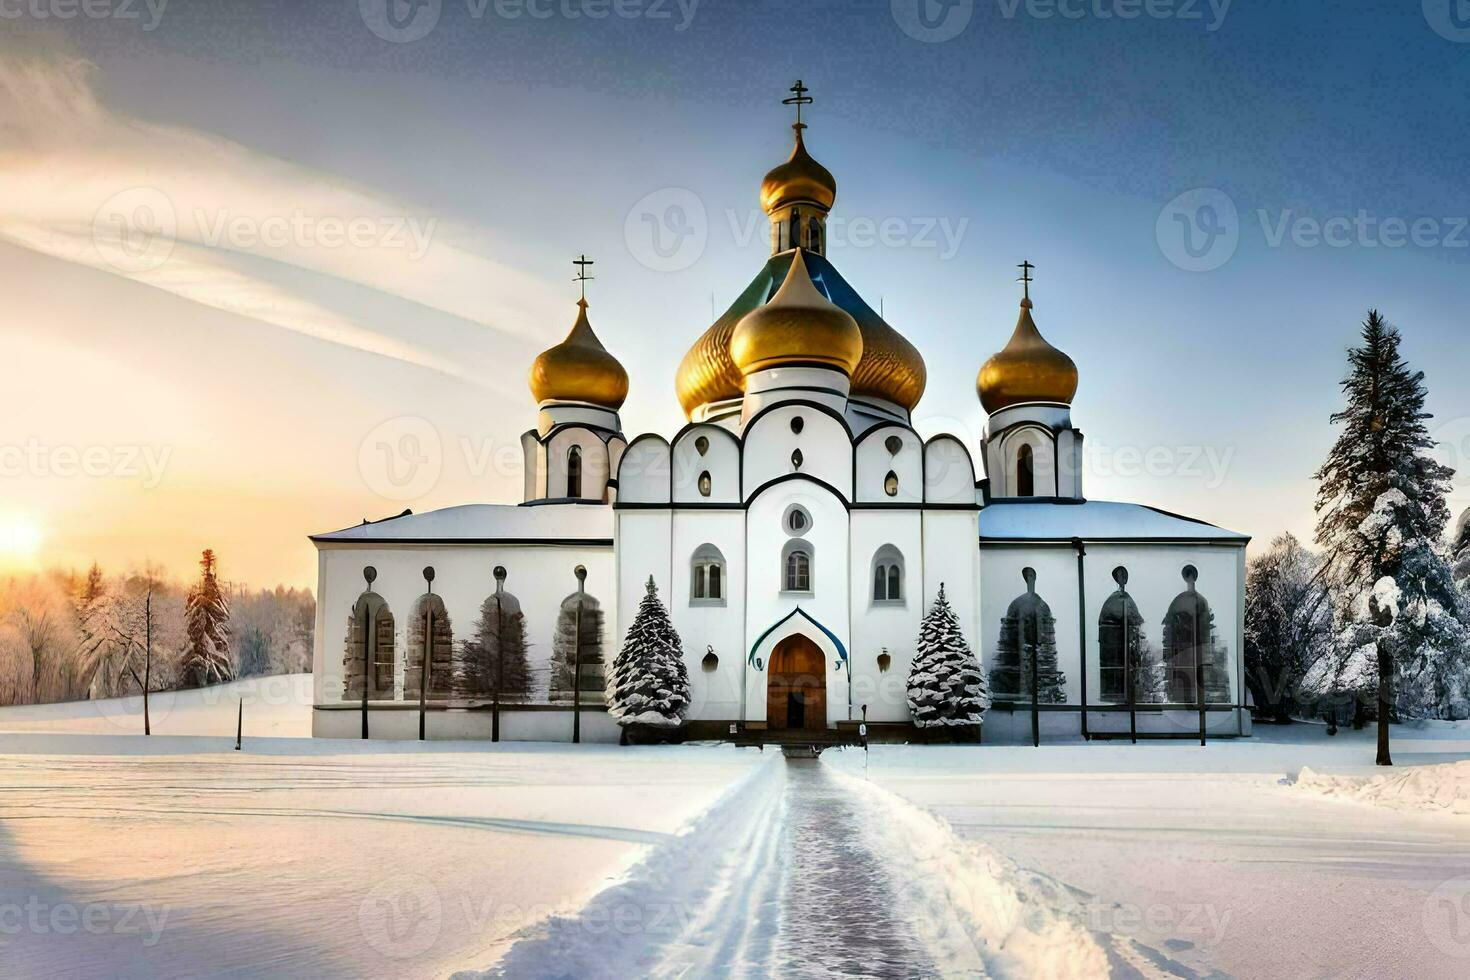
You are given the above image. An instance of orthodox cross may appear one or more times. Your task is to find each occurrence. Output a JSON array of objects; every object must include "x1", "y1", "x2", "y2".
[
  {"x1": 1017, "y1": 260, "x2": 1035, "y2": 302},
  {"x1": 783, "y1": 79, "x2": 813, "y2": 129},
  {"x1": 573, "y1": 254, "x2": 595, "y2": 301}
]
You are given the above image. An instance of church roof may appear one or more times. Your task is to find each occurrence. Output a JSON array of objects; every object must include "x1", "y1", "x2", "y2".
[
  {"x1": 675, "y1": 249, "x2": 926, "y2": 416},
  {"x1": 979, "y1": 501, "x2": 1248, "y2": 543},
  {"x1": 311, "y1": 504, "x2": 613, "y2": 544}
]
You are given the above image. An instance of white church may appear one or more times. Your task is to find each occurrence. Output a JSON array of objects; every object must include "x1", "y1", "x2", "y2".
[{"x1": 310, "y1": 88, "x2": 1251, "y2": 745}]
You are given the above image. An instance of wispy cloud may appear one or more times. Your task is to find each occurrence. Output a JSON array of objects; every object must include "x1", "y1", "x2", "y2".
[{"x1": 0, "y1": 39, "x2": 556, "y2": 391}]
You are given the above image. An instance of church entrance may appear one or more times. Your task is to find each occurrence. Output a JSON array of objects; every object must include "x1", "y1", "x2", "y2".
[{"x1": 766, "y1": 635, "x2": 828, "y2": 732}]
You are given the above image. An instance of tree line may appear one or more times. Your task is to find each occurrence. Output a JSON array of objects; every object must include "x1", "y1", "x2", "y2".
[
  {"x1": 1246, "y1": 310, "x2": 1470, "y2": 764},
  {"x1": 0, "y1": 549, "x2": 313, "y2": 708}
]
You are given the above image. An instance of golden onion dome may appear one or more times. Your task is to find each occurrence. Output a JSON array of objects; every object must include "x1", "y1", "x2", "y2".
[
  {"x1": 760, "y1": 126, "x2": 837, "y2": 215},
  {"x1": 977, "y1": 297, "x2": 1078, "y2": 414},
  {"x1": 730, "y1": 250, "x2": 863, "y2": 377},
  {"x1": 675, "y1": 250, "x2": 926, "y2": 417},
  {"x1": 528, "y1": 299, "x2": 629, "y2": 409}
]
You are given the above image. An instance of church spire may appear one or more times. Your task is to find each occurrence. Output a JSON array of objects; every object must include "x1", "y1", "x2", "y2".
[{"x1": 760, "y1": 81, "x2": 836, "y2": 254}]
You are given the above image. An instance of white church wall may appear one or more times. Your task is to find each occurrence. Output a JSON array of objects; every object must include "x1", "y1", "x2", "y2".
[
  {"x1": 978, "y1": 544, "x2": 1082, "y2": 706},
  {"x1": 670, "y1": 510, "x2": 746, "y2": 721},
  {"x1": 849, "y1": 509, "x2": 924, "y2": 722},
  {"x1": 1057, "y1": 429, "x2": 1083, "y2": 497},
  {"x1": 615, "y1": 436, "x2": 671, "y2": 504},
  {"x1": 920, "y1": 510, "x2": 982, "y2": 654},
  {"x1": 744, "y1": 481, "x2": 852, "y2": 726},
  {"x1": 519, "y1": 431, "x2": 543, "y2": 502},
  {"x1": 614, "y1": 510, "x2": 672, "y2": 656},
  {"x1": 312, "y1": 706, "x2": 619, "y2": 742},
  {"x1": 672, "y1": 425, "x2": 740, "y2": 504},
  {"x1": 1082, "y1": 543, "x2": 1246, "y2": 737},
  {"x1": 854, "y1": 425, "x2": 923, "y2": 504},
  {"x1": 742, "y1": 404, "x2": 853, "y2": 501},
  {"x1": 923, "y1": 435, "x2": 977, "y2": 505},
  {"x1": 315, "y1": 543, "x2": 615, "y2": 708}
]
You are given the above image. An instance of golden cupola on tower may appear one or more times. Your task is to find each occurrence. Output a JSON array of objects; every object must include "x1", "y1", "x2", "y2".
[
  {"x1": 760, "y1": 126, "x2": 837, "y2": 215},
  {"x1": 977, "y1": 274, "x2": 1078, "y2": 414},
  {"x1": 730, "y1": 250, "x2": 863, "y2": 377},
  {"x1": 528, "y1": 299, "x2": 629, "y2": 409}
]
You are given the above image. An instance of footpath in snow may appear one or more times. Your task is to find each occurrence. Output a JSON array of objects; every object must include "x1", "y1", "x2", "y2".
[{"x1": 470, "y1": 754, "x2": 1194, "y2": 979}]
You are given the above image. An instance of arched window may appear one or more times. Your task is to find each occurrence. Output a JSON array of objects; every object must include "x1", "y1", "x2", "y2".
[
  {"x1": 992, "y1": 567, "x2": 1066, "y2": 702},
  {"x1": 1017, "y1": 444, "x2": 1035, "y2": 497},
  {"x1": 566, "y1": 446, "x2": 583, "y2": 498},
  {"x1": 343, "y1": 592, "x2": 395, "y2": 701},
  {"x1": 551, "y1": 589, "x2": 605, "y2": 702},
  {"x1": 463, "y1": 575, "x2": 530, "y2": 701},
  {"x1": 872, "y1": 546, "x2": 904, "y2": 602},
  {"x1": 1162, "y1": 565, "x2": 1231, "y2": 704},
  {"x1": 809, "y1": 217, "x2": 823, "y2": 253},
  {"x1": 1097, "y1": 566, "x2": 1157, "y2": 704},
  {"x1": 691, "y1": 544, "x2": 726, "y2": 603},
  {"x1": 406, "y1": 593, "x2": 453, "y2": 701},
  {"x1": 783, "y1": 541, "x2": 812, "y2": 593},
  {"x1": 698, "y1": 470, "x2": 713, "y2": 497},
  {"x1": 884, "y1": 471, "x2": 900, "y2": 497}
]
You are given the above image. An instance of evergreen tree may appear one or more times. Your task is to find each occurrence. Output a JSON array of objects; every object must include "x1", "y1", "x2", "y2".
[
  {"x1": 73, "y1": 562, "x2": 110, "y2": 698},
  {"x1": 1314, "y1": 311, "x2": 1467, "y2": 764},
  {"x1": 461, "y1": 587, "x2": 531, "y2": 700},
  {"x1": 907, "y1": 585, "x2": 991, "y2": 728},
  {"x1": 606, "y1": 577, "x2": 691, "y2": 729},
  {"x1": 183, "y1": 549, "x2": 234, "y2": 687},
  {"x1": 1244, "y1": 534, "x2": 1333, "y2": 722},
  {"x1": 550, "y1": 591, "x2": 605, "y2": 702},
  {"x1": 1453, "y1": 508, "x2": 1470, "y2": 596}
]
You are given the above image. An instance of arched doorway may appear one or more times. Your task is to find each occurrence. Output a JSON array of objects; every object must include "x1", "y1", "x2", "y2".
[{"x1": 767, "y1": 635, "x2": 827, "y2": 732}]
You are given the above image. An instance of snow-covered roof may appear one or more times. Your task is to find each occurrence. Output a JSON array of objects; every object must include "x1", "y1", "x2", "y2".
[
  {"x1": 311, "y1": 504, "x2": 614, "y2": 544},
  {"x1": 979, "y1": 500, "x2": 1248, "y2": 544}
]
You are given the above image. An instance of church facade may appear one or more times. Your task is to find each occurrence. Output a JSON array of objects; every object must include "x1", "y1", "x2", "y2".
[{"x1": 310, "y1": 95, "x2": 1251, "y2": 744}]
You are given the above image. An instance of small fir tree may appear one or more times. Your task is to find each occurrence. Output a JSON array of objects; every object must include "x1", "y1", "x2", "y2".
[
  {"x1": 183, "y1": 549, "x2": 234, "y2": 687},
  {"x1": 1314, "y1": 311, "x2": 1467, "y2": 764},
  {"x1": 606, "y1": 577, "x2": 691, "y2": 730},
  {"x1": 907, "y1": 585, "x2": 991, "y2": 729}
]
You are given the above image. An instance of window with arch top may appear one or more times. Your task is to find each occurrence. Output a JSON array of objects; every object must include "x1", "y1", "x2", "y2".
[
  {"x1": 566, "y1": 446, "x2": 583, "y2": 498},
  {"x1": 691, "y1": 544, "x2": 726, "y2": 603},
  {"x1": 871, "y1": 546, "x2": 905, "y2": 602},
  {"x1": 782, "y1": 540, "x2": 813, "y2": 593},
  {"x1": 1017, "y1": 443, "x2": 1035, "y2": 497}
]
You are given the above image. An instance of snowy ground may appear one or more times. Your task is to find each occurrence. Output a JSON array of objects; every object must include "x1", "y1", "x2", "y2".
[{"x1": 3, "y1": 685, "x2": 1470, "y2": 978}]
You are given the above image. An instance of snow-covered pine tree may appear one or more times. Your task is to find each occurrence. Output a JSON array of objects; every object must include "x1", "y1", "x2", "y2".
[
  {"x1": 183, "y1": 549, "x2": 234, "y2": 687},
  {"x1": 907, "y1": 584, "x2": 991, "y2": 731},
  {"x1": 73, "y1": 563, "x2": 110, "y2": 698},
  {"x1": 1453, "y1": 508, "x2": 1470, "y2": 596},
  {"x1": 1245, "y1": 534, "x2": 1333, "y2": 722},
  {"x1": 1314, "y1": 310, "x2": 1467, "y2": 763},
  {"x1": 605, "y1": 577, "x2": 691, "y2": 734}
]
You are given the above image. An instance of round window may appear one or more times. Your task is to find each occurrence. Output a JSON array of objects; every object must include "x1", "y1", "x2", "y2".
[
  {"x1": 790, "y1": 416, "x2": 805, "y2": 434},
  {"x1": 694, "y1": 435, "x2": 709, "y2": 456},
  {"x1": 884, "y1": 471, "x2": 899, "y2": 497},
  {"x1": 698, "y1": 471, "x2": 713, "y2": 497},
  {"x1": 783, "y1": 504, "x2": 812, "y2": 535}
]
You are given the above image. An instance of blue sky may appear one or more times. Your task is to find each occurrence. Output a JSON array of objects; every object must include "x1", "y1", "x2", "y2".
[{"x1": 1, "y1": 0, "x2": 1467, "y2": 586}]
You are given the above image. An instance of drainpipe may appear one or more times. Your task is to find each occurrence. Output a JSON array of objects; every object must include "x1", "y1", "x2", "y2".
[{"x1": 1072, "y1": 538, "x2": 1089, "y2": 741}]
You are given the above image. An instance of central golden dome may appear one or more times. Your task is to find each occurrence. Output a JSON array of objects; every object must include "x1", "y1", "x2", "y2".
[
  {"x1": 529, "y1": 300, "x2": 629, "y2": 409},
  {"x1": 760, "y1": 126, "x2": 837, "y2": 214},
  {"x1": 977, "y1": 297, "x2": 1078, "y2": 414},
  {"x1": 730, "y1": 250, "x2": 862, "y2": 376}
]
